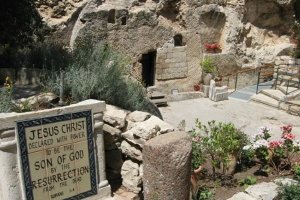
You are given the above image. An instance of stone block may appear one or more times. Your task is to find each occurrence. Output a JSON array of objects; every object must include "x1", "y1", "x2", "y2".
[
  {"x1": 120, "y1": 140, "x2": 142, "y2": 161},
  {"x1": 202, "y1": 85, "x2": 210, "y2": 97},
  {"x1": 121, "y1": 160, "x2": 142, "y2": 193},
  {"x1": 126, "y1": 111, "x2": 151, "y2": 122},
  {"x1": 212, "y1": 92, "x2": 229, "y2": 102},
  {"x1": 227, "y1": 192, "x2": 256, "y2": 200},
  {"x1": 143, "y1": 132, "x2": 192, "y2": 200},
  {"x1": 104, "y1": 105, "x2": 128, "y2": 129},
  {"x1": 172, "y1": 46, "x2": 186, "y2": 52},
  {"x1": 209, "y1": 80, "x2": 228, "y2": 102},
  {"x1": 245, "y1": 182, "x2": 278, "y2": 200}
]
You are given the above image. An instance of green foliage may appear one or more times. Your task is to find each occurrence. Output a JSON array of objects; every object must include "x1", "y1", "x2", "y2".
[
  {"x1": 201, "y1": 57, "x2": 216, "y2": 74},
  {"x1": 196, "y1": 187, "x2": 215, "y2": 200},
  {"x1": 277, "y1": 183, "x2": 300, "y2": 200},
  {"x1": 0, "y1": 0, "x2": 45, "y2": 67},
  {"x1": 191, "y1": 120, "x2": 249, "y2": 176},
  {"x1": 14, "y1": 41, "x2": 71, "y2": 71},
  {"x1": 0, "y1": 77, "x2": 15, "y2": 112},
  {"x1": 42, "y1": 42, "x2": 161, "y2": 117},
  {"x1": 0, "y1": 87, "x2": 14, "y2": 112},
  {"x1": 243, "y1": 125, "x2": 300, "y2": 174},
  {"x1": 239, "y1": 176, "x2": 257, "y2": 187},
  {"x1": 240, "y1": 148, "x2": 256, "y2": 167},
  {"x1": 192, "y1": 138, "x2": 206, "y2": 170},
  {"x1": 293, "y1": 164, "x2": 300, "y2": 181}
]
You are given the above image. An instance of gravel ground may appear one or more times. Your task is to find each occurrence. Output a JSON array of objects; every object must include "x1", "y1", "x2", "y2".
[{"x1": 159, "y1": 98, "x2": 300, "y2": 139}]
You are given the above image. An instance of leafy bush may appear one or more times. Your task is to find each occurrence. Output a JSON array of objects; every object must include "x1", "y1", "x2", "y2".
[
  {"x1": 14, "y1": 41, "x2": 71, "y2": 71},
  {"x1": 191, "y1": 120, "x2": 249, "y2": 176},
  {"x1": 0, "y1": 77, "x2": 15, "y2": 112},
  {"x1": 239, "y1": 176, "x2": 256, "y2": 187},
  {"x1": 196, "y1": 187, "x2": 215, "y2": 200},
  {"x1": 201, "y1": 57, "x2": 216, "y2": 74},
  {"x1": 0, "y1": 88, "x2": 14, "y2": 112},
  {"x1": 293, "y1": 164, "x2": 300, "y2": 181},
  {"x1": 277, "y1": 183, "x2": 300, "y2": 200}
]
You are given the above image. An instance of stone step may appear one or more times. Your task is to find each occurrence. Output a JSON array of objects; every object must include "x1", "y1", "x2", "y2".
[
  {"x1": 150, "y1": 98, "x2": 168, "y2": 106},
  {"x1": 278, "y1": 86, "x2": 300, "y2": 97},
  {"x1": 277, "y1": 75, "x2": 300, "y2": 83},
  {"x1": 251, "y1": 93, "x2": 288, "y2": 110},
  {"x1": 260, "y1": 89, "x2": 285, "y2": 101},
  {"x1": 148, "y1": 91, "x2": 165, "y2": 99}
]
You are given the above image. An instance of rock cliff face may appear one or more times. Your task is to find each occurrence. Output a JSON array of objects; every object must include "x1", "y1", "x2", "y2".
[{"x1": 38, "y1": 0, "x2": 297, "y2": 93}]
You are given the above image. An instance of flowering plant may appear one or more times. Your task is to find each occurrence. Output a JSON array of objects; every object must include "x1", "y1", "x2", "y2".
[
  {"x1": 204, "y1": 43, "x2": 221, "y2": 53},
  {"x1": 191, "y1": 120, "x2": 249, "y2": 177},
  {"x1": 242, "y1": 125, "x2": 300, "y2": 174}
]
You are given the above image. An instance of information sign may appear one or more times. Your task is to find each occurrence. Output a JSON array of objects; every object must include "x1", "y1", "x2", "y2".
[{"x1": 17, "y1": 111, "x2": 97, "y2": 200}]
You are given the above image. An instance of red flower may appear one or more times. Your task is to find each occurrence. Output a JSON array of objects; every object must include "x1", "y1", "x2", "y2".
[
  {"x1": 282, "y1": 133, "x2": 296, "y2": 140},
  {"x1": 204, "y1": 43, "x2": 221, "y2": 51},
  {"x1": 269, "y1": 140, "x2": 283, "y2": 148},
  {"x1": 280, "y1": 124, "x2": 293, "y2": 133}
]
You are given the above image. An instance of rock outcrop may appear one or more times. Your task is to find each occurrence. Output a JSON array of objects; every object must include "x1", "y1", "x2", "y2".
[{"x1": 41, "y1": 0, "x2": 297, "y2": 93}]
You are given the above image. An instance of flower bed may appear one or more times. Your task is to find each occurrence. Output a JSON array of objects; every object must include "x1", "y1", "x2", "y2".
[{"x1": 191, "y1": 121, "x2": 300, "y2": 200}]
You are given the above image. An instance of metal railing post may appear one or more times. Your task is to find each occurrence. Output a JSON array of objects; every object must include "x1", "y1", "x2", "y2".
[
  {"x1": 256, "y1": 70, "x2": 261, "y2": 94},
  {"x1": 275, "y1": 68, "x2": 279, "y2": 90},
  {"x1": 234, "y1": 74, "x2": 238, "y2": 91}
]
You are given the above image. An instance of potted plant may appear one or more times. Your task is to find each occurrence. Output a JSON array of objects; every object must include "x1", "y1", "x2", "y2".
[
  {"x1": 204, "y1": 43, "x2": 221, "y2": 53},
  {"x1": 201, "y1": 57, "x2": 217, "y2": 85}
]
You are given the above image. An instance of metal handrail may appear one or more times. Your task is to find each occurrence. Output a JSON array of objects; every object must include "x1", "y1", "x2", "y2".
[
  {"x1": 274, "y1": 63, "x2": 300, "y2": 95},
  {"x1": 220, "y1": 64, "x2": 274, "y2": 92}
]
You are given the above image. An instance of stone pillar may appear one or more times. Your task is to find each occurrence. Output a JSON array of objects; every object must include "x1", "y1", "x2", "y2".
[
  {"x1": 143, "y1": 132, "x2": 192, "y2": 200},
  {"x1": 0, "y1": 129, "x2": 22, "y2": 200},
  {"x1": 94, "y1": 113, "x2": 111, "y2": 198}
]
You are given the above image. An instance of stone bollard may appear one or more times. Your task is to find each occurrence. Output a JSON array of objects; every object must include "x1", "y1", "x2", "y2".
[{"x1": 143, "y1": 132, "x2": 192, "y2": 200}]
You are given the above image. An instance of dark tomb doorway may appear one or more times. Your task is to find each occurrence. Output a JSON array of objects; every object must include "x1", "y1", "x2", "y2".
[{"x1": 141, "y1": 51, "x2": 156, "y2": 87}]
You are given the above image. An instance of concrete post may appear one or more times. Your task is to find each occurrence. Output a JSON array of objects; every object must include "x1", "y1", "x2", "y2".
[{"x1": 143, "y1": 131, "x2": 192, "y2": 200}]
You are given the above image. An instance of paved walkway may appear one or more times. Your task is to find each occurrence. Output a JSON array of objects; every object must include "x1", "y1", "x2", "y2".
[
  {"x1": 159, "y1": 98, "x2": 300, "y2": 139},
  {"x1": 229, "y1": 81, "x2": 273, "y2": 102}
]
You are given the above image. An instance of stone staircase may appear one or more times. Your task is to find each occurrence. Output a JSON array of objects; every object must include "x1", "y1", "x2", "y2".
[
  {"x1": 147, "y1": 87, "x2": 168, "y2": 107},
  {"x1": 251, "y1": 86, "x2": 300, "y2": 115},
  {"x1": 251, "y1": 57, "x2": 300, "y2": 115}
]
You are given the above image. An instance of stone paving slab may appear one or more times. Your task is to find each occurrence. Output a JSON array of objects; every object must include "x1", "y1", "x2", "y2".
[
  {"x1": 245, "y1": 182, "x2": 278, "y2": 200},
  {"x1": 227, "y1": 192, "x2": 257, "y2": 200}
]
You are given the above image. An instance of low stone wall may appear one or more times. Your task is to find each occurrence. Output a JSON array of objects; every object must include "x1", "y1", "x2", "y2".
[
  {"x1": 274, "y1": 56, "x2": 300, "y2": 79},
  {"x1": 103, "y1": 105, "x2": 175, "y2": 195}
]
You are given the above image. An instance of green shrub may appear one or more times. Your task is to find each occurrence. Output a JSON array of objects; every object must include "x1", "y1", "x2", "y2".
[
  {"x1": 196, "y1": 187, "x2": 215, "y2": 200},
  {"x1": 0, "y1": 77, "x2": 15, "y2": 113},
  {"x1": 191, "y1": 120, "x2": 249, "y2": 176},
  {"x1": 0, "y1": 88, "x2": 14, "y2": 112},
  {"x1": 14, "y1": 41, "x2": 71, "y2": 71},
  {"x1": 294, "y1": 164, "x2": 300, "y2": 181},
  {"x1": 201, "y1": 57, "x2": 216, "y2": 74},
  {"x1": 277, "y1": 183, "x2": 300, "y2": 200},
  {"x1": 239, "y1": 176, "x2": 256, "y2": 187},
  {"x1": 43, "y1": 42, "x2": 161, "y2": 118}
]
